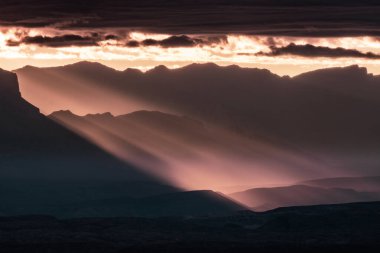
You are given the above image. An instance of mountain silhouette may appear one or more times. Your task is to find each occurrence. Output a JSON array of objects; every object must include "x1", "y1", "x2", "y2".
[
  {"x1": 0, "y1": 69, "x2": 249, "y2": 217},
  {"x1": 0, "y1": 67, "x2": 152, "y2": 181},
  {"x1": 49, "y1": 109, "x2": 259, "y2": 160},
  {"x1": 16, "y1": 62, "x2": 380, "y2": 177},
  {"x1": 0, "y1": 68, "x2": 191, "y2": 216}
]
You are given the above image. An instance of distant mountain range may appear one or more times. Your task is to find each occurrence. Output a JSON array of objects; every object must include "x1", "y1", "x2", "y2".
[
  {"x1": 4, "y1": 63, "x2": 380, "y2": 216},
  {"x1": 230, "y1": 176, "x2": 380, "y2": 210},
  {"x1": 15, "y1": 62, "x2": 380, "y2": 178},
  {"x1": 45, "y1": 111, "x2": 380, "y2": 211}
]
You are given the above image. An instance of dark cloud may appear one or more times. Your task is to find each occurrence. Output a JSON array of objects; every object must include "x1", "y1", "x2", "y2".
[
  {"x1": 7, "y1": 33, "x2": 223, "y2": 49},
  {"x1": 8, "y1": 34, "x2": 99, "y2": 47},
  {"x1": 141, "y1": 35, "x2": 202, "y2": 48},
  {"x1": 141, "y1": 39, "x2": 158, "y2": 47},
  {"x1": 104, "y1": 34, "x2": 119, "y2": 40},
  {"x1": 256, "y1": 43, "x2": 380, "y2": 59},
  {"x1": 1, "y1": 1, "x2": 380, "y2": 37},
  {"x1": 126, "y1": 40, "x2": 140, "y2": 47},
  {"x1": 159, "y1": 35, "x2": 202, "y2": 47},
  {"x1": 126, "y1": 35, "x2": 224, "y2": 48}
]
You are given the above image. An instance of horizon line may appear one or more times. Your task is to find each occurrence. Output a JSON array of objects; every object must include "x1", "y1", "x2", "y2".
[{"x1": 7, "y1": 60, "x2": 379, "y2": 78}]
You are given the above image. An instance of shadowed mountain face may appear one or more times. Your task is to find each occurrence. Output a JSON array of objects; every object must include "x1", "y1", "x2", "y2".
[
  {"x1": 16, "y1": 62, "x2": 380, "y2": 178},
  {"x1": 0, "y1": 67, "x2": 151, "y2": 181},
  {"x1": 49, "y1": 110, "x2": 326, "y2": 190},
  {"x1": 67, "y1": 190, "x2": 245, "y2": 218},
  {"x1": 1, "y1": 68, "x2": 209, "y2": 217},
  {"x1": 0, "y1": 68, "x2": 247, "y2": 217},
  {"x1": 49, "y1": 110, "x2": 213, "y2": 163}
]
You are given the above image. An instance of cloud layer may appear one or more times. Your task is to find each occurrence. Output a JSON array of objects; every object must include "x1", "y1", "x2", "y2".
[
  {"x1": 1, "y1": 0, "x2": 380, "y2": 36},
  {"x1": 257, "y1": 43, "x2": 380, "y2": 59},
  {"x1": 8, "y1": 34, "x2": 99, "y2": 47},
  {"x1": 127, "y1": 35, "x2": 225, "y2": 48},
  {"x1": 1, "y1": 1, "x2": 380, "y2": 75}
]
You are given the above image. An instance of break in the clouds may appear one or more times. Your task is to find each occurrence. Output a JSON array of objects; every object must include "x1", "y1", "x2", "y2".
[{"x1": 256, "y1": 43, "x2": 380, "y2": 59}]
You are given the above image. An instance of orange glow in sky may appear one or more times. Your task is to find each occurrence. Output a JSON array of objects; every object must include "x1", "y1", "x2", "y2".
[{"x1": 1, "y1": 27, "x2": 380, "y2": 76}]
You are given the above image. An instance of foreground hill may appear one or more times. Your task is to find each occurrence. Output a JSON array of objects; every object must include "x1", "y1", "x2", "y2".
[
  {"x1": 1, "y1": 201, "x2": 380, "y2": 252},
  {"x1": 0, "y1": 189, "x2": 245, "y2": 218},
  {"x1": 230, "y1": 184, "x2": 380, "y2": 210}
]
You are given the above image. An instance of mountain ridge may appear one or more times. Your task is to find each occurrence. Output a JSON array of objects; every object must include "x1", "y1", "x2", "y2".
[
  {"x1": 13, "y1": 61, "x2": 376, "y2": 78},
  {"x1": 0, "y1": 67, "x2": 188, "y2": 217}
]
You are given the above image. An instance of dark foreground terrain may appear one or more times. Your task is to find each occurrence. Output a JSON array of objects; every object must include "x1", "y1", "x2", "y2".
[{"x1": 1, "y1": 201, "x2": 380, "y2": 253}]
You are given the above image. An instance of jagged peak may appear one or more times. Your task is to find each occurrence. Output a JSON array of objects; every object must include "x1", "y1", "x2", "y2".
[
  {"x1": 184, "y1": 62, "x2": 219, "y2": 69},
  {"x1": 14, "y1": 62, "x2": 371, "y2": 80},
  {"x1": 293, "y1": 64, "x2": 370, "y2": 80},
  {"x1": 68, "y1": 61, "x2": 107, "y2": 67},
  {"x1": 176, "y1": 62, "x2": 281, "y2": 78},
  {"x1": 84, "y1": 112, "x2": 114, "y2": 119},
  {"x1": 62, "y1": 61, "x2": 121, "y2": 72},
  {"x1": 118, "y1": 110, "x2": 186, "y2": 122},
  {"x1": 123, "y1": 68, "x2": 143, "y2": 74},
  {"x1": 14, "y1": 65, "x2": 39, "y2": 72},
  {"x1": 146, "y1": 64, "x2": 169, "y2": 74},
  {"x1": 49, "y1": 110, "x2": 76, "y2": 118}
]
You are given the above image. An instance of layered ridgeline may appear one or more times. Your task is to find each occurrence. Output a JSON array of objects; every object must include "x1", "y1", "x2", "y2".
[
  {"x1": 230, "y1": 176, "x2": 380, "y2": 211},
  {"x1": 12, "y1": 63, "x2": 380, "y2": 210},
  {"x1": 49, "y1": 110, "x2": 316, "y2": 190},
  {"x1": 0, "y1": 68, "x2": 135, "y2": 179},
  {"x1": 0, "y1": 68, "x2": 245, "y2": 217},
  {"x1": 48, "y1": 111, "x2": 380, "y2": 210},
  {"x1": 16, "y1": 62, "x2": 380, "y2": 179}
]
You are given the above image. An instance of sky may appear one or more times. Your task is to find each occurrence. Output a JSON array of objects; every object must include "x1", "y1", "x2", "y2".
[{"x1": 1, "y1": 0, "x2": 380, "y2": 76}]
